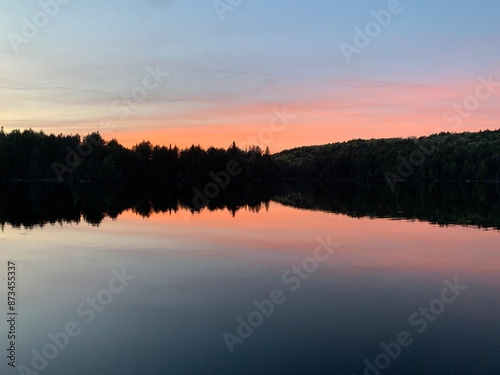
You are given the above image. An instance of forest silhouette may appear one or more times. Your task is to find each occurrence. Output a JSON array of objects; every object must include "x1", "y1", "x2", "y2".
[{"x1": 1, "y1": 127, "x2": 500, "y2": 182}]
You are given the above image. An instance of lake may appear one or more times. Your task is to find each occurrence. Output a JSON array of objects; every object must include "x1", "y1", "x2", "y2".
[{"x1": 1, "y1": 182, "x2": 499, "y2": 374}]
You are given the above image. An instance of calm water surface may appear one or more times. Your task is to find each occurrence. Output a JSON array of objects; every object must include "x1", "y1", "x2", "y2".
[{"x1": 1, "y1": 183, "x2": 499, "y2": 374}]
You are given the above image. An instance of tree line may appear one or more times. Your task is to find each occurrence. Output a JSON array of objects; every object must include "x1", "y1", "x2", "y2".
[
  {"x1": 0, "y1": 128, "x2": 273, "y2": 181},
  {"x1": 273, "y1": 129, "x2": 500, "y2": 182},
  {"x1": 1, "y1": 127, "x2": 499, "y2": 182}
]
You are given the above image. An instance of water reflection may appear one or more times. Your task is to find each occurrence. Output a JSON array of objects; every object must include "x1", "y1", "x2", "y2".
[
  {"x1": 1, "y1": 187, "x2": 499, "y2": 375},
  {"x1": 1, "y1": 181, "x2": 499, "y2": 230}
]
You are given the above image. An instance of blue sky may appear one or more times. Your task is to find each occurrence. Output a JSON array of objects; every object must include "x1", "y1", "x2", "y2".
[{"x1": 1, "y1": 0, "x2": 499, "y2": 149}]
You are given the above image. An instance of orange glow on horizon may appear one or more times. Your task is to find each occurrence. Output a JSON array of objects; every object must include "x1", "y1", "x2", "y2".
[{"x1": 3, "y1": 75, "x2": 500, "y2": 152}]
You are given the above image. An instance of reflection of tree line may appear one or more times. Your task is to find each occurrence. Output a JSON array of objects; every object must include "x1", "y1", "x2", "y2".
[
  {"x1": 1, "y1": 182, "x2": 499, "y2": 230},
  {"x1": 273, "y1": 182, "x2": 500, "y2": 229},
  {"x1": 0, "y1": 182, "x2": 276, "y2": 229}
]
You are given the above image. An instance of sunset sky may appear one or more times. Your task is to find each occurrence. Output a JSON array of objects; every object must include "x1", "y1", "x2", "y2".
[{"x1": 1, "y1": 0, "x2": 500, "y2": 152}]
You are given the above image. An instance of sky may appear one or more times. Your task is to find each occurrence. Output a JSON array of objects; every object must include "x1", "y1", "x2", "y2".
[{"x1": 1, "y1": 0, "x2": 500, "y2": 152}]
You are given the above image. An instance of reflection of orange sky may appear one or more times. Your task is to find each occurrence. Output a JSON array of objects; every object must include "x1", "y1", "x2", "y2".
[{"x1": 108, "y1": 202, "x2": 500, "y2": 277}]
